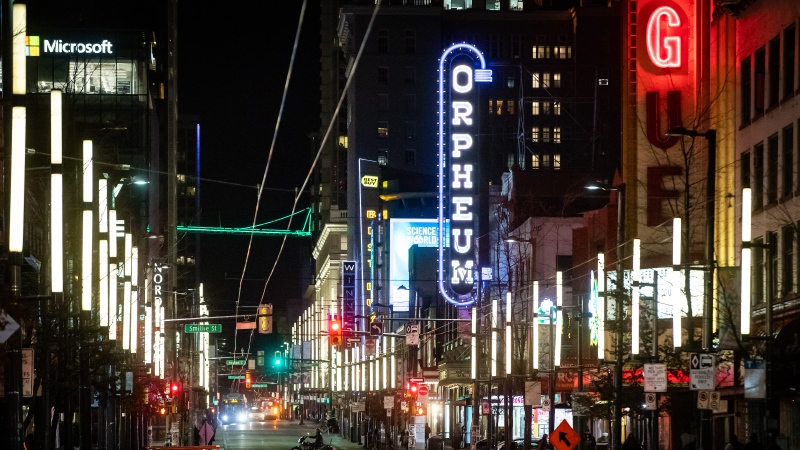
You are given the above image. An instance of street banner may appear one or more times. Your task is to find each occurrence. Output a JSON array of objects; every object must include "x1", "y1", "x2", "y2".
[
  {"x1": 524, "y1": 381, "x2": 541, "y2": 406},
  {"x1": 744, "y1": 359, "x2": 766, "y2": 399}
]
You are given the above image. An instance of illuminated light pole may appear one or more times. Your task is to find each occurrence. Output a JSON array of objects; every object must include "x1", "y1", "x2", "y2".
[
  {"x1": 672, "y1": 219, "x2": 682, "y2": 349},
  {"x1": 632, "y1": 239, "x2": 641, "y2": 355},
  {"x1": 82, "y1": 140, "x2": 94, "y2": 312}
]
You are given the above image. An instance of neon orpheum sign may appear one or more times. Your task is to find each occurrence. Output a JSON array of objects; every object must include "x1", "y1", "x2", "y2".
[{"x1": 437, "y1": 43, "x2": 491, "y2": 306}]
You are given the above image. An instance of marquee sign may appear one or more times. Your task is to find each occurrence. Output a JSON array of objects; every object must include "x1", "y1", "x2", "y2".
[{"x1": 437, "y1": 43, "x2": 491, "y2": 306}]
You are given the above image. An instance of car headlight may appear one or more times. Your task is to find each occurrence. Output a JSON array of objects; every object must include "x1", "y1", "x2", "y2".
[
  {"x1": 222, "y1": 414, "x2": 228, "y2": 422},
  {"x1": 238, "y1": 413, "x2": 247, "y2": 422}
]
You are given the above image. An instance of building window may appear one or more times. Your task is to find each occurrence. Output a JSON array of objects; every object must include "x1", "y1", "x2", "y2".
[
  {"x1": 508, "y1": 76, "x2": 515, "y2": 88},
  {"x1": 532, "y1": 73, "x2": 541, "y2": 88},
  {"x1": 770, "y1": 231, "x2": 779, "y2": 301},
  {"x1": 755, "y1": 46, "x2": 766, "y2": 115},
  {"x1": 511, "y1": 35, "x2": 521, "y2": 59},
  {"x1": 769, "y1": 36, "x2": 780, "y2": 108},
  {"x1": 784, "y1": 25, "x2": 796, "y2": 99},
  {"x1": 531, "y1": 127, "x2": 540, "y2": 142},
  {"x1": 338, "y1": 135, "x2": 348, "y2": 149},
  {"x1": 782, "y1": 225, "x2": 794, "y2": 295},
  {"x1": 767, "y1": 133, "x2": 778, "y2": 204},
  {"x1": 553, "y1": 73, "x2": 561, "y2": 88},
  {"x1": 532, "y1": 101, "x2": 540, "y2": 115},
  {"x1": 405, "y1": 29, "x2": 415, "y2": 54},
  {"x1": 405, "y1": 121, "x2": 416, "y2": 139},
  {"x1": 405, "y1": 94, "x2": 416, "y2": 112},
  {"x1": 405, "y1": 66, "x2": 416, "y2": 84},
  {"x1": 378, "y1": 149, "x2": 388, "y2": 166},
  {"x1": 542, "y1": 154, "x2": 551, "y2": 167},
  {"x1": 531, "y1": 153, "x2": 540, "y2": 168},
  {"x1": 532, "y1": 45, "x2": 547, "y2": 59},
  {"x1": 378, "y1": 67, "x2": 389, "y2": 84},
  {"x1": 495, "y1": 100, "x2": 504, "y2": 115},
  {"x1": 554, "y1": 45, "x2": 572, "y2": 59},
  {"x1": 340, "y1": 235, "x2": 348, "y2": 251},
  {"x1": 378, "y1": 121, "x2": 389, "y2": 138},
  {"x1": 510, "y1": 0, "x2": 523, "y2": 11},
  {"x1": 741, "y1": 57, "x2": 752, "y2": 125},
  {"x1": 754, "y1": 142, "x2": 764, "y2": 209},
  {"x1": 405, "y1": 149, "x2": 416, "y2": 166},
  {"x1": 553, "y1": 127, "x2": 561, "y2": 143},
  {"x1": 507, "y1": 100, "x2": 515, "y2": 115},
  {"x1": 542, "y1": 72, "x2": 551, "y2": 88},
  {"x1": 553, "y1": 101, "x2": 562, "y2": 115},
  {"x1": 742, "y1": 151, "x2": 751, "y2": 189},
  {"x1": 783, "y1": 125, "x2": 794, "y2": 197},
  {"x1": 378, "y1": 94, "x2": 389, "y2": 111},
  {"x1": 489, "y1": 99, "x2": 495, "y2": 114},
  {"x1": 753, "y1": 237, "x2": 764, "y2": 304},
  {"x1": 553, "y1": 153, "x2": 561, "y2": 168},
  {"x1": 486, "y1": 0, "x2": 500, "y2": 10},
  {"x1": 378, "y1": 29, "x2": 388, "y2": 54},
  {"x1": 543, "y1": 127, "x2": 551, "y2": 142}
]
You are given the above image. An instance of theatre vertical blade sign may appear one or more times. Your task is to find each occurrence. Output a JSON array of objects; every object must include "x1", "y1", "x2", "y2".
[{"x1": 437, "y1": 44, "x2": 491, "y2": 307}]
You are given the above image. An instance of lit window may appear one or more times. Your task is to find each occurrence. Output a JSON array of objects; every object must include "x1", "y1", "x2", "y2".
[
  {"x1": 532, "y1": 154, "x2": 540, "y2": 168},
  {"x1": 553, "y1": 127, "x2": 561, "y2": 143},
  {"x1": 554, "y1": 154, "x2": 561, "y2": 168},
  {"x1": 508, "y1": 100, "x2": 515, "y2": 115},
  {"x1": 553, "y1": 73, "x2": 561, "y2": 88},
  {"x1": 543, "y1": 128, "x2": 551, "y2": 142},
  {"x1": 532, "y1": 45, "x2": 547, "y2": 59},
  {"x1": 489, "y1": 99, "x2": 495, "y2": 114},
  {"x1": 340, "y1": 235, "x2": 348, "y2": 251},
  {"x1": 531, "y1": 127, "x2": 540, "y2": 142},
  {"x1": 543, "y1": 154, "x2": 551, "y2": 167},
  {"x1": 186, "y1": 186, "x2": 196, "y2": 196},
  {"x1": 543, "y1": 73, "x2": 551, "y2": 88},
  {"x1": 532, "y1": 102, "x2": 540, "y2": 115},
  {"x1": 554, "y1": 45, "x2": 572, "y2": 59},
  {"x1": 553, "y1": 102, "x2": 561, "y2": 115},
  {"x1": 378, "y1": 149, "x2": 388, "y2": 166},
  {"x1": 496, "y1": 100, "x2": 504, "y2": 115},
  {"x1": 378, "y1": 122, "x2": 389, "y2": 137},
  {"x1": 177, "y1": 174, "x2": 186, "y2": 183},
  {"x1": 338, "y1": 136, "x2": 348, "y2": 148},
  {"x1": 532, "y1": 73, "x2": 541, "y2": 88},
  {"x1": 508, "y1": 76, "x2": 515, "y2": 88}
]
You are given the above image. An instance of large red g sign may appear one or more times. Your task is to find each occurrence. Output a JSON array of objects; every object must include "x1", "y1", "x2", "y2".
[{"x1": 646, "y1": 6, "x2": 682, "y2": 68}]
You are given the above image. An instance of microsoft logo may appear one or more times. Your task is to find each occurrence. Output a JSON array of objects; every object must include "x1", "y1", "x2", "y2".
[{"x1": 26, "y1": 35, "x2": 40, "y2": 56}]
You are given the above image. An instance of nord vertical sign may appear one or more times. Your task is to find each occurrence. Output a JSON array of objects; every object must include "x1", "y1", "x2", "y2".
[
  {"x1": 342, "y1": 260, "x2": 356, "y2": 331},
  {"x1": 437, "y1": 43, "x2": 491, "y2": 306}
]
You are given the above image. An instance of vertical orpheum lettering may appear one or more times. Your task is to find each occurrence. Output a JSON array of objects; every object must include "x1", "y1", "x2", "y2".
[
  {"x1": 438, "y1": 44, "x2": 492, "y2": 306},
  {"x1": 646, "y1": 6, "x2": 681, "y2": 68}
]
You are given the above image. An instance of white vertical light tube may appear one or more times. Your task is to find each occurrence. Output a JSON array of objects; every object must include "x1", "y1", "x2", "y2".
[
  {"x1": 555, "y1": 271, "x2": 563, "y2": 367},
  {"x1": 109, "y1": 264, "x2": 118, "y2": 340},
  {"x1": 632, "y1": 239, "x2": 641, "y2": 355},
  {"x1": 506, "y1": 292, "x2": 512, "y2": 375},
  {"x1": 51, "y1": 90, "x2": 63, "y2": 293},
  {"x1": 125, "y1": 233, "x2": 132, "y2": 277},
  {"x1": 82, "y1": 141, "x2": 93, "y2": 311},
  {"x1": 672, "y1": 218, "x2": 682, "y2": 348},
  {"x1": 390, "y1": 340, "x2": 396, "y2": 388},
  {"x1": 9, "y1": 4, "x2": 26, "y2": 253},
  {"x1": 382, "y1": 355, "x2": 387, "y2": 390},
  {"x1": 741, "y1": 188, "x2": 752, "y2": 335},
  {"x1": 533, "y1": 281, "x2": 539, "y2": 370},
  {"x1": 491, "y1": 299, "x2": 498, "y2": 377},
  {"x1": 99, "y1": 240, "x2": 109, "y2": 326},
  {"x1": 597, "y1": 253, "x2": 605, "y2": 360},
  {"x1": 471, "y1": 306, "x2": 477, "y2": 379},
  {"x1": 123, "y1": 280, "x2": 131, "y2": 350},
  {"x1": 130, "y1": 247, "x2": 139, "y2": 354},
  {"x1": 145, "y1": 305, "x2": 153, "y2": 364},
  {"x1": 109, "y1": 209, "x2": 118, "y2": 257}
]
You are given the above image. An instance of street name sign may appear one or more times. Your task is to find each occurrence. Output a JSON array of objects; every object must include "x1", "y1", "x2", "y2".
[
  {"x1": 689, "y1": 353, "x2": 715, "y2": 391},
  {"x1": 227, "y1": 375, "x2": 245, "y2": 380},
  {"x1": 184, "y1": 324, "x2": 221, "y2": 333},
  {"x1": 226, "y1": 359, "x2": 246, "y2": 366},
  {"x1": 552, "y1": 420, "x2": 580, "y2": 450},
  {"x1": 251, "y1": 383, "x2": 270, "y2": 388},
  {"x1": 643, "y1": 363, "x2": 668, "y2": 392}
]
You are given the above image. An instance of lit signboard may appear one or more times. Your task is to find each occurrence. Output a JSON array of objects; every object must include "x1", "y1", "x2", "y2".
[
  {"x1": 27, "y1": 36, "x2": 114, "y2": 56},
  {"x1": 437, "y1": 43, "x2": 491, "y2": 307},
  {"x1": 389, "y1": 219, "x2": 449, "y2": 312},
  {"x1": 646, "y1": 6, "x2": 682, "y2": 68}
]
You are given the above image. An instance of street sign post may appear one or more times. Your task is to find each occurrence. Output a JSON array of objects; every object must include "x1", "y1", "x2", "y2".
[
  {"x1": 227, "y1": 375, "x2": 245, "y2": 380},
  {"x1": 644, "y1": 363, "x2": 668, "y2": 392},
  {"x1": 418, "y1": 385, "x2": 429, "y2": 396},
  {"x1": 406, "y1": 323, "x2": 420, "y2": 345},
  {"x1": 226, "y1": 359, "x2": 246, "y2": 366},
  {"x1": 184, "y1": 324, "x2": 222, "y2": 333},
  {"x1": 552, "y1": 420, "x2": 580, "y2": 450},
  {"x1": 689, "y1": 353, "x2": 715, "y2": 391},
  {"x1": 371, "y1": 322, "x2": 382, "y2": 336}
]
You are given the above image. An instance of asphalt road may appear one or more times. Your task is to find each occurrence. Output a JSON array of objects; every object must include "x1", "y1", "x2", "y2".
[{"x1": 214, "y1": 419, "x2": 364, "y2": 450}]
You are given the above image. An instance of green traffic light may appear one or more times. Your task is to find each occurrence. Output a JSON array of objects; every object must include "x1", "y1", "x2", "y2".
[{"x1": 275, "y1": 359, "x2": 281, "y2": 365}]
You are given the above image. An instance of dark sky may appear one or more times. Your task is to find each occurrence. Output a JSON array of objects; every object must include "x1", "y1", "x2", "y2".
[{"x1": 28, "y1": 1, "x2": 322, "y2": 350}]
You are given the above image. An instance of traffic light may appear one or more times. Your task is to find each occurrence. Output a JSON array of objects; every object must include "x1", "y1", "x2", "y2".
[
  {"x1": 409, "y1": 382, "x2": 419, "y2": 395},
  {"x1": 329, "y1": 315, "x2": 342, "y2": 346},
  {"x1": 274, "y1": 350, "x2": 282, "y2": 366},
  {"x1": 169, "y1": 382, "x2": 181, "y2": 396},
  {"x1": 245, "y1": 371, "x2": 252, "y2": 389}
]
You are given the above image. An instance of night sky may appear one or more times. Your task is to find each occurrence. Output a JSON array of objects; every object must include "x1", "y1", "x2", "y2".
[{"x1": 28, "y1": 0, "x2": 322, "y2": 352}]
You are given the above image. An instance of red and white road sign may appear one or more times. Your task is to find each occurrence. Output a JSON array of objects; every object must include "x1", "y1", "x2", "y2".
[{"x1": 418, "y1": 386, "x2": 429, "y2": 396}]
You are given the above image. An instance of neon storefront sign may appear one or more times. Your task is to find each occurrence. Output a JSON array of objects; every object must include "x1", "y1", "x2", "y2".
[
  {"x1": 44, "y1": 39, "x2": 114, "y2": 55},
  {"x1": 646, "y1": 6, "x2": 681, "y2": 68},
  {"x1": 438, "y1": 43, "x2": 491, "y2": 306}
]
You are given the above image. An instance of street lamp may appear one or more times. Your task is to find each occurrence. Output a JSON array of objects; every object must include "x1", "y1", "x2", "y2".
[{"x1": 585, "y1": 180, "x2": 625, "y2": 450}]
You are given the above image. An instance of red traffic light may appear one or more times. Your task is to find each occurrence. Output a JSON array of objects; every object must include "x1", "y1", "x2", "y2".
[
  {"x1": 409, "y1": 382, "x2": 418, "y2": 394},
  {"x1": 331, "y1": 320, "x2": 341, "y2": 331},
  {"x1": 170, "y1": 382, "x2": 180, "y2": 394}
]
